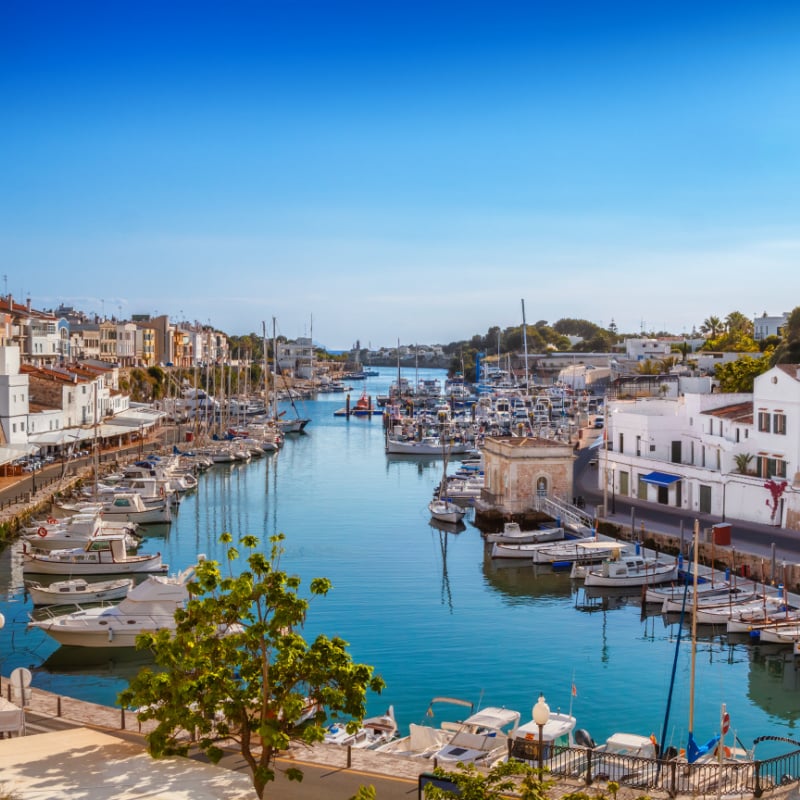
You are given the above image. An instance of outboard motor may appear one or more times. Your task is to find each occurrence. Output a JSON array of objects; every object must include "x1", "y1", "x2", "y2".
[{"x1": 575, "y1": 729, "x2": 596, "y2": 748}]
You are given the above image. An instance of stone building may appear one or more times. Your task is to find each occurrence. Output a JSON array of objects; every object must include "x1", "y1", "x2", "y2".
[{"x1": 480, "y1": 436, "x2": 575, "y2": 514}]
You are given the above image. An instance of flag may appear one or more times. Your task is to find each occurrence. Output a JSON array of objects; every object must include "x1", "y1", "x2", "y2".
[{"x1": 571, "y1": 682, "x2": 577, "y2": 697}]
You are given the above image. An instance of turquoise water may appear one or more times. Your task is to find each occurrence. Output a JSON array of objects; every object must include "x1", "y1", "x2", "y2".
[{"x1": 2, "y1": 366, "x2": 800, "y2": 755}]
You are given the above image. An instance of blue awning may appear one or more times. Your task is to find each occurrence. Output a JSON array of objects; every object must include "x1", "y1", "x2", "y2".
[{"x1": 641, "y1": 471, "x2": 681, "y2": 487}]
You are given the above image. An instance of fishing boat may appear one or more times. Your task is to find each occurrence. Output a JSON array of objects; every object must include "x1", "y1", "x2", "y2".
[
  {"x1": 580, "y1": 553, "x2": 679, "y2": 588},
  {"x1": 26, "y1": 577, "x2": 134, "y2": 606},
  {"x1": 22, "y1": 533, "x2": 166, "y2": 575},
  {"x1": 22, "y1": 512, "x2": 140, "y2": 552},
  {"x1": 485, "y1": 522, "x2": 564, "y2": 545},
  {"x1": 27, "y1": 563, "x2": 198, "y2": 647}
]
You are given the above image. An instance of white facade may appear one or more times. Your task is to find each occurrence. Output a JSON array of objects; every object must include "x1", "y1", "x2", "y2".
[
  {"x1": 0, "y1": 347, "x2": 31, "y2": 444},
  {"x1": 603, "y1": 365, "x2": 800, "y2": 529},
  {"x1": 753, "y1": 312, "x2": 790, "y2": 341},
  {"x1": 623, "y1": 338, "x2": 673, "y2": 361},
  {"x1": 115, "y1": 322, "x2": 137, "y2": 365},
  {"x1": 277, "y1": 337, "x2": 314, "y2": 379}
]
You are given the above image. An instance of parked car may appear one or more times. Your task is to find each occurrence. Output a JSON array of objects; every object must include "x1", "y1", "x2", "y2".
[{"x1": 593, "y1": 417, "x2": 604, "y2": 428}]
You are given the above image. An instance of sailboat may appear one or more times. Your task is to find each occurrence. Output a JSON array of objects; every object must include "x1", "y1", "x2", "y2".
[
  {"x1": 269, "y1": 317, "x2": 310, "y2": 434},
  {"x1": 428, "y1": 436, "x2": 466, "y2": 524}
]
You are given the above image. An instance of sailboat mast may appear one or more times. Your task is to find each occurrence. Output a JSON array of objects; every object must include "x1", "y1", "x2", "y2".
[
  {"x1": 689, "y1": 518, "x2": 700, "y2": 734},
  {"x1": 521, "y1": 298, "x2": 530, "y2": 393}
]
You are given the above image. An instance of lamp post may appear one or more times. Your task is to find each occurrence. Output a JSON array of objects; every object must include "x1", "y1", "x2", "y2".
[{"x1": 533, "y1": 693, "x2": 550, "y2": 777}]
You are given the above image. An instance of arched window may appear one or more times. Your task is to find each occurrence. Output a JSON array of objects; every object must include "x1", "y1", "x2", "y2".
[{"x1": 536, "y1": 477, "x2": 548, "y2": 497}]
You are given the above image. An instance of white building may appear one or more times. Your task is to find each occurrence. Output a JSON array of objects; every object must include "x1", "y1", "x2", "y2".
[
  {"x1": 602, "y1": 364, "x2": 800, "y2": 529},
  {"x1": 753, "y1": 311, "x2": 790, "y2": 342},
  {"x1": 0, "y1": 346, "x2": 32, "y2": 445}
]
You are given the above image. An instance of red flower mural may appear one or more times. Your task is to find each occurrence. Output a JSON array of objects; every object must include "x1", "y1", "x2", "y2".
[{"x1": 764, "y1": 479, "x2": 788, "y2": 524}]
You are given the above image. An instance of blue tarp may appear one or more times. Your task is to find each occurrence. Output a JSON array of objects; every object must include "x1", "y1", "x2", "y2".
[
  {"x1": 687, "y1": 732, "x2": 720, "y2": 764},
  {"x1": 641, "y1": 471, "x2": 681, "y2": 487}
]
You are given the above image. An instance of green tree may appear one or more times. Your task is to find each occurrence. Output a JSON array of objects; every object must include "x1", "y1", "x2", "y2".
[
  {"x1": 770, "y1": 307, "x2": 800, "y2": 365},
  {"x1": 423, "y1": 759, "x2": 549, "y2": 800},
  {"x1": 725, "y1": 311, "x2": 753, "y2": 338},
  {"x1": 119, "y1": 533, "x2": 385, "y2": 800},
  {"x1": 714, "y1": 354, "x2": 772, "y2": 392},
  {"x1": 700, "y1": 316, "x2": 723, "y2": 339},
  {"x1": 734, "y1": 453, "x2": 754, "y2": 475}
]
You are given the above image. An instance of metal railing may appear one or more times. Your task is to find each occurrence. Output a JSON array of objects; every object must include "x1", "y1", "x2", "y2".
[{"x1": 508, "y1": 742, "x2": 800, "y2": 798}]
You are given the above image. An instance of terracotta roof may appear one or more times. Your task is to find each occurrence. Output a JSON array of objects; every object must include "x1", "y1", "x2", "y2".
[
  {"x1": 704, "y1": 401, "x2": 753, "y2": 424},
  {"x1": 775, "y1": 364, "x2": 800, "y2": 381}
]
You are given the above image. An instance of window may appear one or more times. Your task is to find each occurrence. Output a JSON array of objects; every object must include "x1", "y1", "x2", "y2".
[
  {"x1": 774, "y1": 414, "x2": 787, "y2": 435},
  {"x1": 758, "y1": 411, "x2": 770, "y2": 432}
]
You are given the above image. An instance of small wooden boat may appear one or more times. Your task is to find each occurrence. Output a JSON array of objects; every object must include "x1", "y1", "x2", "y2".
[
  {"x1": 22, "y1": 533, "x2": 166, "y2": 575},
  {"x1": 26, "y1": 577, "x2": 134, "y2": 606},
  {"x1": 581, "y1": 553, "x2": 679, "y2": 588}
]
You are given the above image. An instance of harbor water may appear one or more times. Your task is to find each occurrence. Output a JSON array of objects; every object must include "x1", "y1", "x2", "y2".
[{"x1": 1, "y1": 366, "x2": 800, "y2": 755}]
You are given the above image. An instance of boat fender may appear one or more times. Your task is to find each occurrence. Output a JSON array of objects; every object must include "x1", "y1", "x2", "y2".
[
  {"x1": 159, "y1": 486, "x2": 166, "y2": 498},
  {"x1": 108, "y1": 628, "x2": 114, "y2": 642},
  {"x1": 47, "y1": 517, "x2": 57, "y2": 524},
  {"x1": 37, "y1": 526, "x2": 48, "y2": 538},
  {"x1": 575, "y1": 729, "x2": 596, "y2": 748}
]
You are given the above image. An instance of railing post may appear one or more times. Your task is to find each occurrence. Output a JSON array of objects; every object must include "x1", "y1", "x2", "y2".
[
  {"x1": 585, "y1": 747, "x2": 593, "y2": 785},
  {"x1": 346, "y1": 745, "x2": 352, "y2": 768},
  {"x1": 121, "y1": 707, "x2": 126, "y2": 730},
  {"x1": 57, "y1": 696, "x2": 62, "y2": 717},
  {"x1": 754, "y1": 760, "x2": 762, "y2": 798}
]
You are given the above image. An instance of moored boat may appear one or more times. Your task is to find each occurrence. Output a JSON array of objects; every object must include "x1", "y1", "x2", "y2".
[
  {"x1": 22, "y1": 533, "x2": 166, "y2": 575},
  {"x1": 27, "y1": 563, "x2": 199, "y2": 647},
  {"x1": 581, "y1": 553, "x2": 679, "y2": 588},
  {"x1": 26, "y1": 576, "x2": 134, "y2": 606}
]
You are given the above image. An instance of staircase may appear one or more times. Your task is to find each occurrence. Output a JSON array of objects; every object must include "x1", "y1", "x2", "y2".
[{"x1": 537, "y1": 495, "x2": 594, "y2": 534}]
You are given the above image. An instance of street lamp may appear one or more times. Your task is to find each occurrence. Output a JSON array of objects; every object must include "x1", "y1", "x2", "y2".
[{"x1": 532, "y1": 693, "x2": 550, "y2": 776}]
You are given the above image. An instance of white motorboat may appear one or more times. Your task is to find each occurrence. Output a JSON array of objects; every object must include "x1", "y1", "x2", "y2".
[
  {"x1": 26, "y1": 577, "x2": 134, "y2": 606},
  {"x1": 23, "y1": 512, "x2": 140, "y2": 552},
  {"x1": 22, "y1": 533, "x2": 166, "y2": 575},
  {"x1": 98, "y1": 492, "x2": 172, "y2": 525},
  {"x1": 324, "y1": 706, "x2": 398, "y2": 749},
  {"x1": 581, "y1": 554, "x2": 679, "y2": 588},
  {"x1": 433, "y1": 706, "x2": 521, "y2": 766},
  {"x1": 642, "y1": 579, "x2": 732, "y2": 606},
  {"x1": 661, "y1": 586, "x2": 759, "y2": 616},
  {"x1": 568, "y1": 730, "x2": 658, "y2": 783},
  {"x1": 376, "y1": 696, "x2": 474, "y2": 758},
  {"x1": 385, "y1": 433, "x2": 475, "y2": 456},
  {"x1": 506, "y1": 709, "x2": 577, "y2": 766},
  {"x1": 485, "y1": 522, "x2": 564, "y2": 545},
  {"x1": 28, "y1": 563, "x2": 198, "y2": 647}
]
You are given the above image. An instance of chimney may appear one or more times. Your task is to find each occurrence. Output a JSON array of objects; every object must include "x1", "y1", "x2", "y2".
[
  {"x1": 7, "y1": 294, "x2": 12, "y2": 311},
  {"x1": 26, "y1": 297, "x2": 31, "y2": 312}
]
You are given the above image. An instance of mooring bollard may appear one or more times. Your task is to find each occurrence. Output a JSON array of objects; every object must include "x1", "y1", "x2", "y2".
[
  {"x1": 121, "y1": 707, "x2": 126, "y2": 730},
  {"x1": 347, "y1": 745, "x2": 352, "y2": 768},
  {"x1": 57, "y1": 696, "x2": 62, "y2": 717}
]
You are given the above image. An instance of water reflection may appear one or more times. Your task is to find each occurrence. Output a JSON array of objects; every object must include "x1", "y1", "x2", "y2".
[{"x1": 481, "y1": 549, "x2": 573, "y2": 602}]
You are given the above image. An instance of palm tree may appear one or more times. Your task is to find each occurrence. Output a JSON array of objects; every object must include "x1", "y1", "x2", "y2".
[
  {"x1": 700, "y1": 316, "x2": 723, "y2": 338},
  {"x1": 734, "y1": 453, "x2": 753, "y2": 474}
]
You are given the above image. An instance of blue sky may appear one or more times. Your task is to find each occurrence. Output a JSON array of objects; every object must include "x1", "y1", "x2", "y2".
[{"x1": 2, "y1": 1, "x2": 799, "y2": 349}]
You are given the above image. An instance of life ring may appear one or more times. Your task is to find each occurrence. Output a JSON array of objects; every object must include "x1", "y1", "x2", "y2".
[
  {"x1": 47, "y1": 517, "x2": 57, "y2": 524},
  {"x1": 37, "y1": 526, "x2": 48, "y2": 537},
  {"x1": 159, "y1": 486, "x2": 166, "y2": 498}
]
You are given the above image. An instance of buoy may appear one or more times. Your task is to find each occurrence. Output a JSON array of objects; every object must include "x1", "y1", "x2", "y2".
[
  {"x1": 37, "y1": 526, "x2": 47, "y2": 537},
  {"x1": 47, "y1": 517, "x2": 57, "y2": 524}
]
